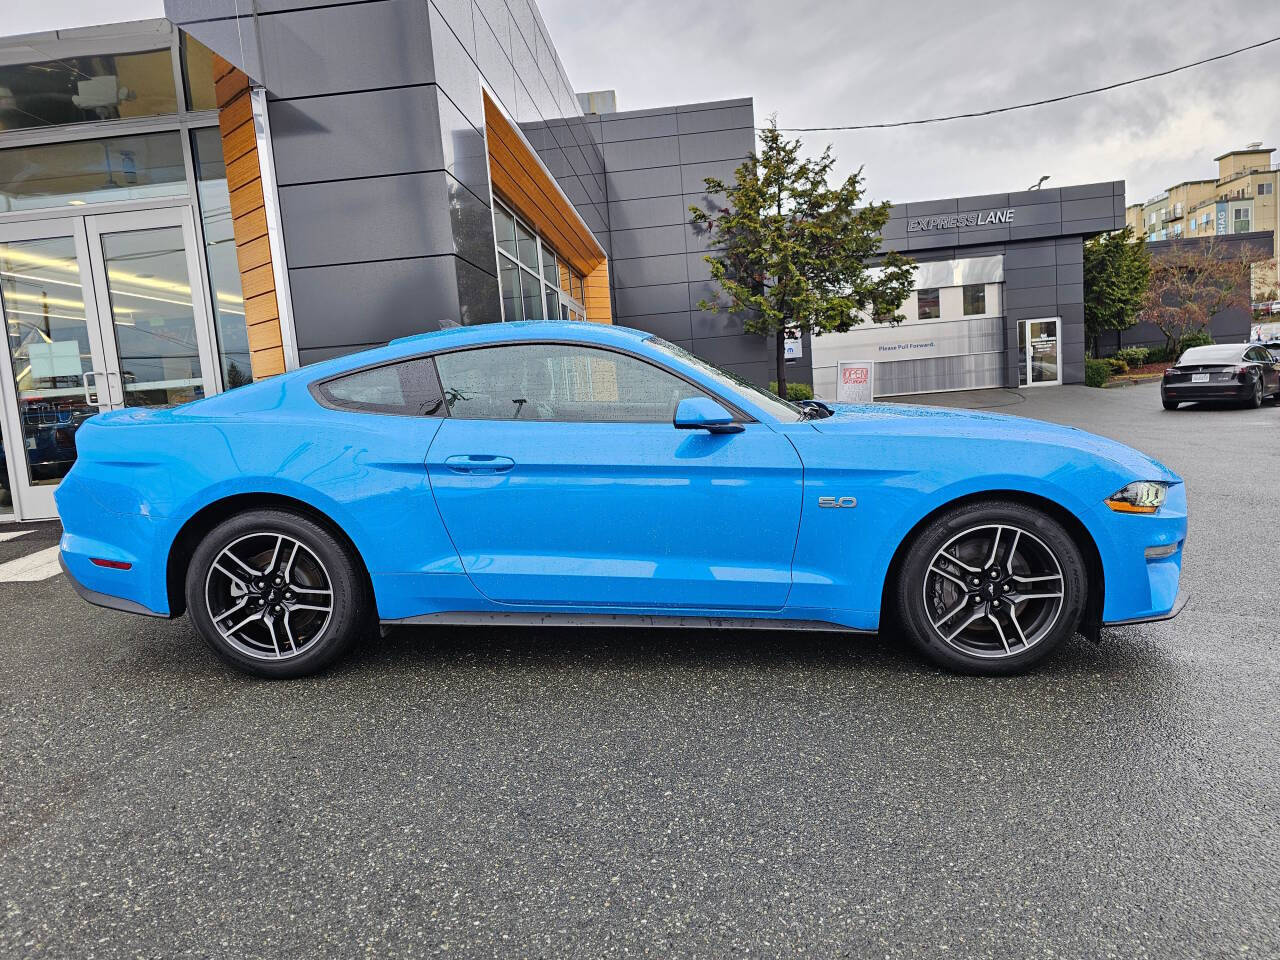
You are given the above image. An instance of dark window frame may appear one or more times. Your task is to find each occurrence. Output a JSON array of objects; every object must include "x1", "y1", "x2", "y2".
[{"x1": 307, "y1": 340, "x2": 756, "y2": 424}]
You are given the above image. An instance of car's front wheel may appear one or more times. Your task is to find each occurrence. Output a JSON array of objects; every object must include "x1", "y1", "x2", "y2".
[
  {"x1": 895, "y1": 500, "x2": 1088, "y2": 675},
  {"x1": 185, "y1": 508, "x2": 370, "y2": 678}
]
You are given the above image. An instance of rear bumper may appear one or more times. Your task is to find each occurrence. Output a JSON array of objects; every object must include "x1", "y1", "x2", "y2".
[
  {"x1": 1161, "y1": 381, "x2": 1251, "y2": 401},
  {"x1": 59, "y1": 554, "x2": 170, "y2": 618}
]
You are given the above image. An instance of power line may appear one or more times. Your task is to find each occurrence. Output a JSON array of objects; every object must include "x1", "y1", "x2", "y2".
[{"x1": 771, "y1": 35, "x2": 1280, "y2": 132}]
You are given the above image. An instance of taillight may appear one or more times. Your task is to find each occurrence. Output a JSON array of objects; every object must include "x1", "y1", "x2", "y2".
[{"x1": 1237, "y1": 365, "x2": 1251, "y2": 381}]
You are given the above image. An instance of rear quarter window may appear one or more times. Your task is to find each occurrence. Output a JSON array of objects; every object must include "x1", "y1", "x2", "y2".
[{"x1": 313, "y1": 357, "x2": 444, "y2": 416}]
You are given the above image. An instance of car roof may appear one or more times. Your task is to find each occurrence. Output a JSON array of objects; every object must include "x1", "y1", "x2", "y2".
[{"x1": 388, "y1": 320, "x2": 650, "y2": 349}]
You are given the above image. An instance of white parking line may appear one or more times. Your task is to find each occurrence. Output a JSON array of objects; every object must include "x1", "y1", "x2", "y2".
[
  {"x1": 0, "y1": 530, "x2": 33, "y2": 543},
  {"x1": 0, "y1": 546, "x2": 63, "y2": 582}
]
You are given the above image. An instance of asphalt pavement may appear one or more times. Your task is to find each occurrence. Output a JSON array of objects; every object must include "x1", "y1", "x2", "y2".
[{"x1": 1, "y1": 381, "x2": 1276, "y2": 959}]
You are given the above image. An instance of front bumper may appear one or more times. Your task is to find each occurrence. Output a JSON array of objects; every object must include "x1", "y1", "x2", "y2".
[{"x1": 1102, "y1": 589, "x2": 1189, "y2": 627}]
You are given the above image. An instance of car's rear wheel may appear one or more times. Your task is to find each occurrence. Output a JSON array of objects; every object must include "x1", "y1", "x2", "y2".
[
  {"x1": 1246, "y1": 378, "x2": 1263, "y2": 408},
  {"x1": 895, "y1": 500, "x2": 1088, "y2": 675},
  {"x1": 184, "y1": 508, "x2": 369, "y2": 678},
  {"x1": 1161, "y1": 397, "x2": 1179, "y2": 410}
]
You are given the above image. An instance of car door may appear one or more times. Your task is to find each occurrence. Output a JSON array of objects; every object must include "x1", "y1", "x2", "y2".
[
  {"x1": 425, "y1": 341, "x2": 804, "y2": 611},
  {"x1": 1251, "y1": 347, "x2": 1280, "y2": 394}
]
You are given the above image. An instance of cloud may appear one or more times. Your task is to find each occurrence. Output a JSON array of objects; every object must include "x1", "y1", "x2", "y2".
[{"x1": 540, "y1": 0, "x2": 1280, "y2": 205}]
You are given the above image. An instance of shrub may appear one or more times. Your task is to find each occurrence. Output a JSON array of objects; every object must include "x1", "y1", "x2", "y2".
[
  {"x1": 1146, "y1": 344, "x2": 1175, "y2": 364},
  {"x1": 1103, "y1": 357, "x2": 1129, "y2": 374},
  {"x1": 1084, "y1": 358, "x2": 1111, "y2": 388},
  {"x1": 770, "y1": 380, "x2": 814, "y2": 401},
  {"x1": 1177, "y1": 331, "x2": 1214, "y2": 352},
  {"x1": 1114, "y1": 346, "x2": 1150, "y2": 367}
]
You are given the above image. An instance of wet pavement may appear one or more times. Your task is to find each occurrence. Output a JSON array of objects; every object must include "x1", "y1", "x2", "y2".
[{"x1": 1, "y1": 381, "x2": 1276, "y2": 958}]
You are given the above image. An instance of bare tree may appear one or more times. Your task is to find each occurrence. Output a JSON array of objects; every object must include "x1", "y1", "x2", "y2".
[{"x1": 1141, "y1": 236, "x2": 1265, "y2": 353}]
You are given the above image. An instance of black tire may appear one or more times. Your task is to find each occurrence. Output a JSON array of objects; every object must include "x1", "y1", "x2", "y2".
[
  {"x1": 184, "y1": 508, "x2": 370, "y2": 678},
  {"x1": 1246, "y1": 378, "x2": 1263, "y2": 409},
  {"x1": 1162, "y1": 398, "x2": 1179, "y2": 410},
  {"x1": 895, "y1": 500, "x2": 1088, "y2": 676}
]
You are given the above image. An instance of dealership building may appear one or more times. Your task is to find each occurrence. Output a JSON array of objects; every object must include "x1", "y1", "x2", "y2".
[{"x1": 0, "y1": 0, "x2": 1126, "y2": 522}]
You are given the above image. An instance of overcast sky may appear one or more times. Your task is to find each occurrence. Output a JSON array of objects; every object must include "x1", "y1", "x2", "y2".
[
  {"x1": 540, "y1": 0, "x2": 1280, "y2": 207},
  {"x1": 10, "y1": 0, "x2": 1279, "y2": 207}
]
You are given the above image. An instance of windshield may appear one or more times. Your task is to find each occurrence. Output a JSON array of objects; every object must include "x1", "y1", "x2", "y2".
[
  {"x1": 645, "y1": 336, "x2": 804, "y2": 422},
  {"x1": 1178, "y1": 345, "x2": 1244, "y2": 365}
]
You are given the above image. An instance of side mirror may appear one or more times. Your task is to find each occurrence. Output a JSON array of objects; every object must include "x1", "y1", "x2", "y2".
[{"x1": 674, "y1": 397, "x2": 743, "y2": 434}]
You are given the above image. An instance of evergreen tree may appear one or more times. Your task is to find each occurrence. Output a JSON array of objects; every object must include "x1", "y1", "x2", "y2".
[
  {"x1": 1083, "y1": 227, "x2": 1151, "y2": 356},
  {"x1": 690, "y1": 120, "x2": 914, "y2": 396}
]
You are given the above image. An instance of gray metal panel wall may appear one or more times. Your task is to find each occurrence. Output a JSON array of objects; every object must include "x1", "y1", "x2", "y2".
[
  {"x1": 596, "y1": 98, "x2": 799, "y2": 387},
  {"x1": 882, "y1": 180, "x2": 1125, "y2": 387},
  {"x1": 169, "y1": 0, "x2": 603, "y2": 362}
]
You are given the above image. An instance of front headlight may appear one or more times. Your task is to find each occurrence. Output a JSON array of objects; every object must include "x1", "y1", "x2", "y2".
[{"x1": 1105, "y1": 481, "x2": 1169, "y2": 514}]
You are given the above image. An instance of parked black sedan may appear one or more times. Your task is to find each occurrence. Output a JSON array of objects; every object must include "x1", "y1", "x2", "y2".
[{"x1": 1161, "y1": 343, "x2": 1280, "y2": 409}]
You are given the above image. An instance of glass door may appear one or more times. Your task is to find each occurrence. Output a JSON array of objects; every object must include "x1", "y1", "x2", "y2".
[
  {"x1": 1021, "y1": 318, "x2": 1062, "y2": 387},
  {"x1": 84, "y1": 207, "x2": 218, "y2": 410},
  {"x1": 0, "y1": 219, "x2": 110, "y2": 520},
  {"x1": 0, "y1": 207, "x2": 218, "y2": 520}
]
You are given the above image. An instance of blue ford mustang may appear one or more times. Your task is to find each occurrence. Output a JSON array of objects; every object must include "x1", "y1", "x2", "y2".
[{"x1": 57, "y1": 321, "x2": 1187, "y2": 678}]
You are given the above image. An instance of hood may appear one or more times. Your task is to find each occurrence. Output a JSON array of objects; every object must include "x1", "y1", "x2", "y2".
[{"x1": 812, "y1": 402, "x2": 1180, "y2": 484}]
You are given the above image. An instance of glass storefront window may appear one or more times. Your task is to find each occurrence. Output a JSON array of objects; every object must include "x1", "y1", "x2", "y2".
[
  {"x1": 520, "y1": 270, "x2": 543, "y2": 321},
  {"x1": 0, "y1": 49, "x2": 178, "y2": 132},
  {"x1": 491, "y1": 198, "x2": 590, "y2": 323},
  {"x1": 191, "y1": 128, "x2": 252, "y2": 388},
  {"x1": 182, "y1": 36, "x2": 219, "y2": 112},
  {"x1": 0, "y1": 132, "x2": 186, "y2": 213},
  {"x1": 515, "y1": 219, "x2": 538, "y2": 271},
  {"x1": 499, "y1": 258, "x2": 522, "y2": 322},
  {"x1": 917, "y1": 288, "x2": 940, "y2": 320},
  {"x1": 962, "y1": 284, "x2": 986, "y2": 316},
  {"x1": 0, "y1": 236, "x2": 98, "y2": 487}
]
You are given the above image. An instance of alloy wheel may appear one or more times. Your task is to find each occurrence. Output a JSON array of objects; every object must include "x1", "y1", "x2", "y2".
[
  {"x1": 922, "y1": 523, "x2": 1065, "y2": 659},
  {"x1": 204, "y1": 532, "x2": 334, "y2": 661}
]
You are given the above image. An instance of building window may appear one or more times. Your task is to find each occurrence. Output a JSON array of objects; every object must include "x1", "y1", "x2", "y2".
[
  {"x1": 1259, "y1": 182, "x2": 1274, "y2": 196},
  {"x1": 491, "y1": 199, "x2": 587, "y2": 322},
  {"x1": 191, "y1": 127, "x2": 253, "y2": 388},
  {"x1": 0, "y1": 48, "x2": 178, "y2": 131},
  {"x1": 1233, "y1": 208, "x2": 1250, "y2": 233},
  {"x1": 917, "y1": 288, "x2": 940, "y2": 320},
  {"x1": 962, "y1": 284, "x2": 986, "y2": 316},
  {"x1": 0, "y1": 132, "x2": 187, "y2": 214},
  {"x1": 1189, "y1": 218, "x2": 1197, "y2": 232}
]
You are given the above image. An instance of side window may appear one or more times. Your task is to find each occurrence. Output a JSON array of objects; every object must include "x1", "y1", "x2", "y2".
[
  {"x1": 434, "y1": 343, "x2": 709, "y2": 422},
  {"x1": 315, "y1": 357, "x2": 443, "y2": 415}
]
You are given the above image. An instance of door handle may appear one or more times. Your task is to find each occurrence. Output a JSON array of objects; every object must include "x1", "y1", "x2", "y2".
[
  {"x1": 83, "y1": 370, "x2": 105, "y2": 408},
  {"x1": 443, "y1": 454, "x2": 515, "y2": 475}
]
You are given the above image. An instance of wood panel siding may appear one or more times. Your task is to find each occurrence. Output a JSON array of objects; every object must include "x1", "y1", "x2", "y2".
[
  {"x1": 483, "y1": 92, "x2": 611, "y2": 324},
  {"x1": 213, "y1": 54, "x2": 286, "y2": 378}
]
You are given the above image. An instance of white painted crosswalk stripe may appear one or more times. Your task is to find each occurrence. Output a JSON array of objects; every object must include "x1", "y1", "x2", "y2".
[
  {"x1": 0, "y1": 530, "x2": 33, "y2": 543},
  {"x1": 0, "y1": 546, "x2": 63, "y2": 582}
]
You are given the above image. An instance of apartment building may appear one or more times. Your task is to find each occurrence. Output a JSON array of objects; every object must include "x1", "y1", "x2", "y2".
[{"x1": 1125, "y1": 143, "x2": 1279, "y2": 299}]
